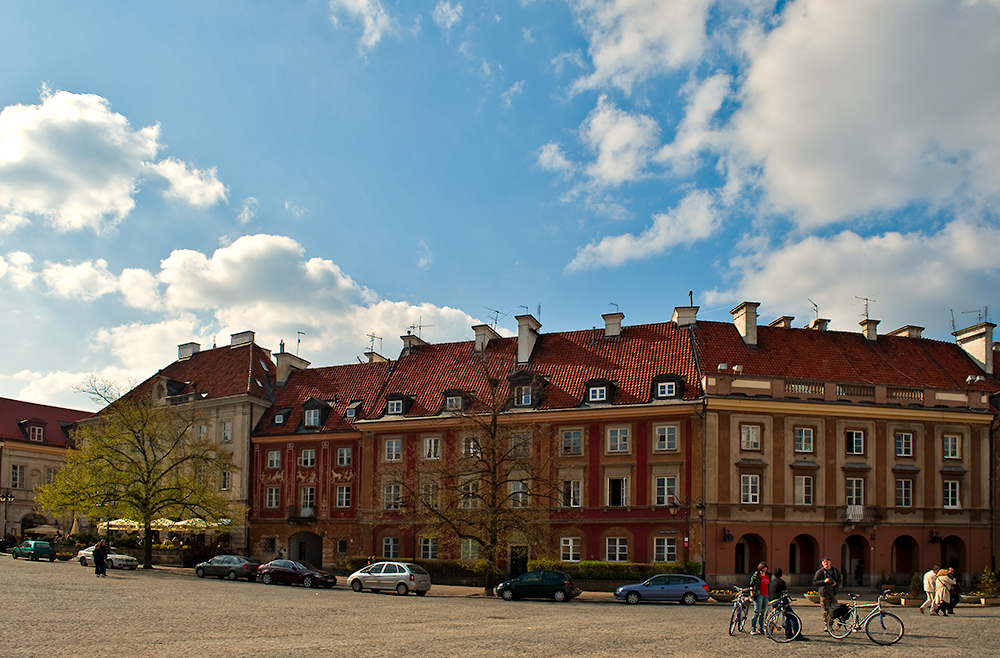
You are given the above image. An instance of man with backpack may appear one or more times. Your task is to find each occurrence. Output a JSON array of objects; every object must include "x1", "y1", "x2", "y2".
[{"x1": 813, "y1": 557, "x2": 842, "y2": 632}]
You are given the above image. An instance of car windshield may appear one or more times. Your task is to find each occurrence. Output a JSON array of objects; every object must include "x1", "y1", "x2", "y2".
[
  {"x1": 295, "y1": 561, "x2": 319, "y2": 571},
  {"x1": 406, "y1": 564, "x2": 429, "y2": 575}
]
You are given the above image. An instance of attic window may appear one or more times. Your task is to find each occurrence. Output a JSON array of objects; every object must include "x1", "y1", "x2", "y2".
[
  {"x1": 255, "y1": 379, "x2": 263, "y2": 388},
  {"x1": 387, "y1": 400, "x2": 403, "y2": 415},
  {"x1": 274, "y1": 413, "x2": 284, "y2": 425},
  {"x1": 304, "y1": 409, "x2": 320, "y2": 427},
  {"x1": 514, "y1": 386, "x2": 532, "y2": 407},
  {"x1": 259, "y1": 359, "x2": 269, "y2": 372},
  {"x1": 446, "y1": 396, "x2": 462, "y2": 411},
  {"x1": 657, "y1": 382, "x2": 676, "y2": 398},
  {"x1": 588, "y1": 386, "x2": 607, "y2": 402},
  {"x1": 29, "y1": 426, "x2": 44, "y2": 442},
  {"x1": 346, "y1": 408, "x2": 356, "y2": 418}
]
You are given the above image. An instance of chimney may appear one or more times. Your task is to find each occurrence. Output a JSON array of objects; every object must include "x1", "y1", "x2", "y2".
[
  {"x1": 953, "y1": 322, "x2": 995, "y2": 374},
  {"x1": 769, "y1": 316, "x2": 794, "y2": 328},
  {"x1": 731, "y1": 302, "x2": 760, "y2": 346},
  {"x1": 364, "y1": 351, "x2": 388, "y2": 363},
  {"x1": 602, "y1": 312, "x2": 624, "y2": 338},
  {"x1": 808, "y1": 318, "x2": 830, "y2": 331},
  {"x1": 275, "y1": 349, "x2": 310, "y2": 384},
  {"x1": 400, "y1": 332, "x2": 428, "y2": 357},
  {"x1": 177, "y1": 342, "x2": 200, "y2": 359},
  {"x1": 671, "y1": 306, "x2": 699, "y2": 327},
  {"x1": 473, "y1": 324, "x2": 501, "y2": 353},
  {"x1": 860, "y1": 318, "x2": 880, "y2": 341},
  {"x1": 230, "y1": 330, "x2": 255, "y2": 347},
  {"x1": 515, "y1": 314, "x2": 542, "y2": 363},
  {"x1": 887, "y1": 325, "x2": 924, "y2": 339}
]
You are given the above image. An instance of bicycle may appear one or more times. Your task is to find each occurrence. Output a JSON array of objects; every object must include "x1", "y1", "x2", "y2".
[
  {"x1": 763, "y1": 592, "x2": 802, "y2": 643},
  {"x1": 728, "y1": 587, "x2": 754, "y2": 636},
  {"x1": 827, "y1": 589, "x2": 905, "y2": 645}
]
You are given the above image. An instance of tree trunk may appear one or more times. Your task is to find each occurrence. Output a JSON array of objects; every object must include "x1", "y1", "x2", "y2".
[{"x1": 143, "y1": 522, "x2": 154, "y2": 569}]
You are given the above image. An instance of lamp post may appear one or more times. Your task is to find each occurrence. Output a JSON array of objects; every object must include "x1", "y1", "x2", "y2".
[
  {"x1": 668, "y1": 498, "x2": 705, "y2": 565},
  {"x1": 0, "y1": 488, "x2": 15, "y2": 548}
]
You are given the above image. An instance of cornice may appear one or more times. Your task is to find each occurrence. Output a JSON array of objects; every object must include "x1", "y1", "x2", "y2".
[{"x1": 706, "y1": 396, "x2": 994, "y2": 424}]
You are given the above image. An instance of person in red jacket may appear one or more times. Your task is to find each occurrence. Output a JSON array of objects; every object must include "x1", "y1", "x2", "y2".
[{"x1": 749, "y1": 562, "x2": 770, "y2": 635}]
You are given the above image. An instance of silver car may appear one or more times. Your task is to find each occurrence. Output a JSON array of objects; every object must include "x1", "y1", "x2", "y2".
[
  {"x1": 348, "y1": 561, "x2": 432, "y2": 596},
  {"x1": 76, "y1": 545, "x2": 140, "y2": 570}
]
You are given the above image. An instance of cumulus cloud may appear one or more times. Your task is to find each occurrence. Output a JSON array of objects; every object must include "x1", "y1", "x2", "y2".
[
  {"x1": 329, "y1": 0, "x2": 396, "y2": 54},
  {"x1": 581, "y1": 95, "x2": 660, "y2": 187},
  {"x1": 433, "y1": 1, "x2": 463, "y2": 33},
  {"x1": 566, "y1": 190, "x2": 719, "y2": 270},
  {"x1": 4, "y1": 251, "x2": 36, "y2": 288},
  {"x1": 656, "y1": 73, "x2": 731, "y2": 175},
  {"x1": 237, "y1": 197, "x2": 258, "y2": 224},
  {"x1": 536, "y1": 142, "x2": 574, "y2": 177},
  {"x1": 119, "y1": 267, "x2": 162, "y2": 311},
  {"x1": 0, "y1": 213, "x2": 29, "y2": 234},
  {"x1": 284, "y1": 200, "x2": 309, "y2": 218},
  {"x1": 148, "y1": 157, "x2": 228, "y2": 208},
  {"x1": 42, "y1": 259, "x2": 119, "y2": 300}
]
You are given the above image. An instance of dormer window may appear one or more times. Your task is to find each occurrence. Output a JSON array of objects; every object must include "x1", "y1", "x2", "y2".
[
  {"x1": 588, "y1": 386, "x2": 607, "y2": 402},
  {"x1": 274, "y1": 413, "x2": 285, "y2": 424},
  {"x1": 514, "y1": 386, "x2": 532, "y2": 407},
  {"x1": 304, "y1": 409, "x2": 320, "y2": 427},
  {"x1": 446, "y1": 396, "x2": 462, "y2": 411},
  {"x1": 387, "y1": 400, "x2": 403, "y2": 415},
  {"x1": 345, "y1": 407, "x2": 356, "y2": 418},
  {"x1": 657, "y1": 382, "x2": 676, "y2": 398},
  {"x1": 29, "y1": 426, "x2": 44, "y2": 442},
  {"x1": 651, "y1": 374, "x2": 684, "y2": 400}
]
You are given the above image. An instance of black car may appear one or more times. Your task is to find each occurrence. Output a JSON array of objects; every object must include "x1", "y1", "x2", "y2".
[
  {"x1": 496, "y1": 570, "x2": 581, "y2": 602},
  {"x1": 257, "y1": 559, "x2": 336, "y2": 588},
  {"x1": 195, "y1": 555, "x2": 261, "y2": 581}
]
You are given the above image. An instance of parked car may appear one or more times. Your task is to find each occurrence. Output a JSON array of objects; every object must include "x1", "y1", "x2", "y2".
[
  {"x1": 347, "y1": 561, "x2": 432, "y2": 596},
  {"x1": 495, "y1": 570, "x2": 581, "y2": 602},
  {"x1": 614, "y1": 573, "x2": 711, "y2": 605},
  {"x1": 11, "y1": 540, "x2": 56, "y2": 561},
  {"x1": 257, "y1": 559, "x2": 336, "y2": 588},
  {"x1": 195, "y1": 555, "x2": 260, "y2": 581},
  {"x1": 76, "y1": 545, "x2": 140, "y2": 570}
]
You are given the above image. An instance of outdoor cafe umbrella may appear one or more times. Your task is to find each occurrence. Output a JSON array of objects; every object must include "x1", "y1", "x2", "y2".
[{"x1": 25, "y1": 524, "x2": 60, "y2": 535}]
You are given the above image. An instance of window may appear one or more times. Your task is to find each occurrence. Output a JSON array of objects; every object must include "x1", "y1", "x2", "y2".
[
  {"x1": 382, "y1": 537, "x2": 399, "y2": 558},
  {"x1": 561, "y1": 480, "x2": 581, "y2": 507},
  {"x1": 274, "y1": 413, "x2": 284, "y2": 424},
  {"x1": 220, "y1": 464, "x2": 231, "y2": 491},
  {"x1": 446, "y1": 396, "x2": 462, "y2": 411},
  {"x1": 944, "y1": 481, "x2": 961, "y2": 509},
  {"x1": 513, "y1": 386, "x2": 531, "y2": 407},
  {"x1": 265, "y1": 487, "x2": 279, "y2": 509},
  {"x1": 510, "y1": 433, "x2": 531, "y2": 458},
  {"x1": 385, "y1": 439, "x2": 402, "y2": 462},
  {"x1": 895, "y1": 479, "x2": 912, "y2": 508},
  {"x1": 794, "y1": 475, "x2": 813, "y2": 506},
  {"x1": 654, "y1": 537, "x2": 677, "y2": 563},
  {"x1": 419, "y1": 537, "x2": 439, "y2": 559},
  {"x1": 44, "y1": 467, "x2": 56, "y2": 485},
  {"x1": 387, "y1": 400, "x2": 403, "y2": 415},
  {"x1": 740, "y1": 425, "x2": 761, "y2": 451},
  {"x1": 510, "y1": 481, "x2": 529, "y2": 508},
  {"x1": 336, "y1": 485, "x2": 352, "y2": 508},
  {"x1": 28, "y1": 426, "x2": 43, "y2": 442},
  {"x1": 561, "y1": 430, "x2": 582, "y2": 455},
  {"x1": 740, "y1": 474, "x2": 759, "y2": 504},
  {"x1": 895, "y1": 432, "x2": 913, "y2": 457},
  {"x1": 589, "y1": 386, "x2": 607, "y2": 402},
  {"x1": 299, "y1": 449, "x2": 316, "y2": 467},
  {"x1": 561, "y1": 537, "x2": 581, "y2": 562},
  {"x1": 606, "y1": 537, "x2": 628, "y2": 562},
  {"x1": 198, "y1": 425, "x2": 208, "y2": 436},
  {"x1": 421, "y1": 482, "x2": 440, "y2": 509},
  {"x1": 266, "y1": 450, "x2": 281, "y2": 469},
  {"x1": 654, "y1": 476, "x2": 676, "y2": 507},
  {"x1": 10, "y1": 464, "x2": 25, "y2": 489},
  {"x1": 300, "y1": 486, "x2": 315, "y2": 510},
  {"x1": 461, "y1": 538, "x2": 479, "y2": 560},
  {"x1": 460, "y1": 481, "x2": 480, "y2": 509},
  {"x1": 384, "y1": 484, "x2": 402, "y2": 510},
  {"x1": 607, "y1": 427, "x2": 629, "y2": 453},
  {"x1": 657, "y1": 381, "x2": 676, "y2": 398},
  {"x1": 943, "y1": 435, "x2": 960, "y2": 459},
  {"x1": 794, "y1": 428, "x2": 813, "y2": 453},
  {"x1": 345, "y1": 407, "x2": 356, "y2": 418},
  {"x1": 221, "y1": 421, "x2": 233, "y2": 443},
  {"x1": 304, "y1": 409, "x2": 320, "y2": 427},
  {"x1": 424, "y1": 436, "x2": 441, "y2": 460},
  {"x1": 607, "y1": 477, "x2": 628, "y2": 507},
  {"x1": 846, "y1": 430, "x2": 865, "y2": 455},
  {"x1": 337, "y1": 539, "x2": 348, "y2": 554},
  {"x1": 337, "y1": 447, "x2": 352, "y2": 467},
  {"x1": 654, "y1": 425, "x2": 677, "y2": 451},
  {"x1": 462, "y1": 437, "x2": 481, "y2": 459},
  {"x1": 846, "y1": 478, "x2": 864, "y2": 506},
  {"x1": 264, "y1": 538, "x2": 276, "y2": 553}
]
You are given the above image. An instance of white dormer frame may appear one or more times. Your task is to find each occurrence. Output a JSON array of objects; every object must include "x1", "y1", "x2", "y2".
[
  {"x1": 387, "y1": 399, "x2": 403, "y2": 415},
  {"x1": 656, "y1": 381, "x2": 676, "y2": 398},
  {"x1": 588, "y1": 386, "x2": 607, "y2": 402}
]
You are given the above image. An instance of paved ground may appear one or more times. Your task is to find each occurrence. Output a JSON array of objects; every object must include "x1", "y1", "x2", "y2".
[{"x1": 1, "y1": 553, "x2": 996, "y2": 657}]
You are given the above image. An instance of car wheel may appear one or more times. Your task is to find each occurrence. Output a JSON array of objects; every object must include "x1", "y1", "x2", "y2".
[
  {"x1": 30, "y1": 555, "x2": 37, "y2": 561},
  {"x1": 553, "y1": 589, "x2": 568, "y2": 602},
  {"x1": 625, "y1": 591, "x2": 641, "y2": 605},
  {"x1": 106, "y1": 560, "x2": 114, "y2": 569},
  {"x1": 682, "y1": 592, "x2": 697, "y2": 606},
  {"x1": 130, "y1": 566, "x2": 137, "y2": 570},
  {"x1": 79, "y1": 557, "x2": 87, "y2": 566},
  {"x1": 500, "y1": 588, "x2": 515, "y2": 601},
  {"x1": 324, "y1": 583, "x2": 334, "y2": 589},
  {"x1": 196, "y1": 567, "x2": 206, "y2": 578},
  {"x1": 262, "y1": 573, "x2": 272, "y2": 585},
  {"x1": 396, "y1": 582, "x2": 409, "y2": 596},
  {"x1": 303, "y1": 576, "x2": 314, "y2": 588},
  {"x1": 351, "y1": 579, "x2": 363, "y2": 592},
  {"x1": 227, "y1": 571, "x2": 239, "y2": 581},
  {"x1": 49, "y1": 556, "x2": 55, "y2": 562},
  {"x1": 11, "y1": 553, "x2": 17, "y2": 559}
]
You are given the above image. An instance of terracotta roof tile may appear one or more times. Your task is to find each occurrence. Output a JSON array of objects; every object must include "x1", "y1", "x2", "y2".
[
  {"x1": 132, "y1": 343, "x2": 275, "y2": 402},
  {"x1": 0, "y1": 397, "x2": 92, "y2": 447}
]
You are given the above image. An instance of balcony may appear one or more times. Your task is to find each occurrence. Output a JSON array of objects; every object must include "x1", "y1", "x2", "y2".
[
  {"x1": 840, "y1": 505, "x2": 882, "y2": 526},
  {"x1": 287, "y1": 506, "x2": 316, "y2": 522}
]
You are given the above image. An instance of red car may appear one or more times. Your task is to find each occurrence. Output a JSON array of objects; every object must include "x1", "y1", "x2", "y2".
[{"x1": 257, "y1": 559, "x2": 336, "y2": 588}]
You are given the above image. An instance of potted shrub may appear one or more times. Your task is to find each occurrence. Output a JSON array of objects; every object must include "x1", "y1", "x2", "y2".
[
  {"x1": 884, "y1": 592, "x2": 902, "y2": 605},
  {"x1": 980, "y1": 567, "x2": 1000, "y2": 605},
  {"x1": 804, "y1": 590, "x2": 820, "y2": 604},
  {"x1": 711, "y1": 589, "x2": 735, "y2": 603},
  {"x1": 903, "y1": 572, "x2": 923, "y2": 606}
]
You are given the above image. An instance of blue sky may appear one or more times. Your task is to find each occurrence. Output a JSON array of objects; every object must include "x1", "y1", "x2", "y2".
[{"x1": 1, "y1": 0, "x2": 998, "y2": 410}]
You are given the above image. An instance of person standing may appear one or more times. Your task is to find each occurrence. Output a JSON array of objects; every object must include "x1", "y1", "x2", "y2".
[
  {"x1": 769, "y1": 568, "x2": 808, "y2": 641},
  {"x1": 813, "y1": 557, "x2": 842, "y2": 631},
  {"x1": 945, "y1": 568, "x2": 961, "y2": 615},
  {"x1": 93, "y1": 539, "x2": 109, "y2": 578},
  {"x1": 920, "y1": 564, "x2": 940, "y2": 614},
  {"x1": 933, "y1": 568, "x2": 956, "y2": 616},
  {"x1": 749, "y1": 562, "x2": 770, "y2": 635}
]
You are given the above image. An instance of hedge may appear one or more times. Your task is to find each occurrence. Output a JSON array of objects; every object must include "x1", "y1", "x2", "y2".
[{"x1": 527, "y1": 559, "x2": 702, "y2": 580}]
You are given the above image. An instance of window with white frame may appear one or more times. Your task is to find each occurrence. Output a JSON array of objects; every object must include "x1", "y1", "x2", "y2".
[
  {"x1": 337, "y1": 447, "x2": 352, "y2": 467},
  {"x1": 300, "y1": 486, "x2": 315, "y2": 509},
  {"x1": 944, "y1": 480, "x2": 961, "y2": 509},
  {"x1": 740, "y1": 474, "x2": 760, "y2": 504},
  {"x1": 382, "y1": 537, "x2": 399, "y2": 558},
  {"x1": 895, "y1": 479, "x2": 912, "y2": 508},
  {"x1": 561, "y1": 537, "x2": 581, "y2": 562},
  {"x1": 510, "y1": 481, "x2": 529, "y2": 508},
  {"x1": 345, "y1": 407, "x2": 356, "y2": 418},
  {"x1": 654, "y1": 476, "x2": 676, "y2": 506},
  {"x1": 10, "y1": 464, "x2": 25, "y2": 489},
  {"x1": 513, "y1": 386, "x2": 532, "y2": 406},
  {"x1": 336, "y1": 485, "x2": 352, "y2": 508},
  {"x1": 846, "y1": 478, "x2": 864, "y2": 506},
  {"x1": 220, "y1": 464, "x2": 231, "y2": 491},
  {"x1": 265, "y1": 487, "x2": 279, "y2": 508},
  {"x1": 794, "y1": 475, "x2": 813, "y2": 505},
  {"x1": 561, "y1": 429, "x2": 582, "y2": 455},
  {"x1": 607, "y1": 477, "x2": 628, "y2": 507},
  {"x1": 462, "y1": 437, "x2": 481, "y2": 459},
  {"x1": 419, "y1": 537, "x2": 438, "y2": 559},
  {"x1": 221, "y1": 421, "x2": 233, "y2": 442},
  {"x1": 607, "y1": 427, "x2": 629, "y2": 453},
  {"x1": 28, "y1": 426, "x2": 43, "y2": 442},
  {"x1": 588, "y1": 386, "x2": 607, "y2": 402},
  {"x1": 510, "y1": 433, "x2": 531, "y2": 458},
  {"x1": 421, "y1": 482, "x2": 440, "y2": 509},
  {"x1": 274, "y1": 413, "x2": 285, "y2": 424},
  {"x1": 299, "y1": 448, "x2": 316, "y2": 467},
  {"x1": 895, "y1": 432, "x2": 913, "y2": 457},
  {"x1": 943, "y1": 435, "x2": 960, "y2": 459},
  {"x1": 740, "y1": 425, "x2": 761, "y2": 451},
  {"x1": 44, "y1": 467, "x2": 56, "y2": 485},
  {"x1": 387, "y1": 399, "x2": 403, "y2": 415},
  {"x1": 424, "y1": 436, "x2": 441, "y2": 460},
  {"x1": 561, "y1": 480, "x2": 581, "y2": 507},
  {"x1": 385, "y1": 439, "x2": 402, "y2": 461},
  {"x1": 654, "y1": 425, "x2": 678, "y2": 452},
  {"x1": 384, "y1": 484, "x2": 402, "y2": 510},
  {"x1": 460, "y1": 481, "x2": 479, "y2": 509},
  {"x1": 198, "y1": 425, "x2": 208, "y2": 436},
  {"x1": 303, "y1": 409, "x2": 320, "y2": 427},
  {"x1": 657, "y1": 381, "x2": 676, "y2": 398},
  {"x1": 461, "y1": 538, "x2": 479, "y2": 560},
  {"x1": 446, "y1": 395, "x2": 462, "y2": 411},
  {"x1": 267, "y1": 450, "x2": 281, "y2": 469},
  {"x1": 846, "y1": 430, "x2": 865, "y2": 455},
  {"x1": 794, "y1": 427, "x2": 813, "y2": 453},
  {"x1": 606, "y1": 537, "x2": 628, "y2": 562},
  {"x1": 654, "y1": 537, "x2": 677, "y2": 563}
]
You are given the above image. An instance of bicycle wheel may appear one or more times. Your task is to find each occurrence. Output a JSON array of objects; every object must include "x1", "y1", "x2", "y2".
[
  {"x1": 765, "y1": 609, "x2": 799, "y2": 643},
  {"x1": 828, "y1": 611, "x2": 854, "y2": 639},
  {"x1": 737, "y1": 606, "x2": 748, "y2": 634},
  {"x1": 865, "y1": 611, "x2": 904, "y2": 645},
  {"x1": 729, "y1": 604, "x2": 740, "y2": 636}
]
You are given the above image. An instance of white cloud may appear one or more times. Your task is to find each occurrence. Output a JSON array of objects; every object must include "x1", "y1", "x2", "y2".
[
  {"x1": 284, "y1": 200, "x2": 309, "y2": 218},
  {"x1": 119, "y1": 267, "x2": 162, "y2": 311},
  {"x1": 522, "y1": 27, "x2": 535, "y2": 44},
  {"x1": 4, "y1": 251, "x2": 36, "y2": 288},
  {"x1": 329, "y1": 0, "x2": 396, "y2": 54},
  {"x1": 149, "y1": 157, "x2": 228, "y2": 208},
  {"x1": 552, "y1": 50, "x2": 585, "y2": 75},
  {"x1": 237, "y1": 197, "x2": 258, "y2": 224},
  {"x1": 536, "y1": 142, "x2": 574, "y2": 177},
  {"x1": 567, "y1": 190, "x2": 719, "y2": 270},
  {"x1": 42, "y1": 258, "x2": 118, "y2": 300},
  {"x1": 433, "y1": 1, "x2": 463, "y2": 33},
  {"x1": 581, "y1": 95, "x2": 660, "y2": 187},
  {"x1": 568, "y1": 0, "x2": 712, "y2": 94},
  {"x1": 656, "y1": 73, "x2": 731, "y2": 175},
  {"x1": 0, "y1": 213, "x2": 29, "y2": 234},
  {"x1": 417, "y1": 240, "x2": 433, "y2": 269},
  {"x1": 500, "y1": 80, "x2": 526, "y2": 109},
  {"x1": 0, "y1": 89, "x2": 160, "y2": 233}
]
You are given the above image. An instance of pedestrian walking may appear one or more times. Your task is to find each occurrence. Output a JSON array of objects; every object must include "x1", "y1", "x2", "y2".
[
  {"x1": 932, "y1": 568, "x2": 956, "y2": 616},
  {"x1": 813, "y1": 557, "x2": 841, "y2": 631},
  {"x1": 919, "y1": 564, "x2": 940, "y2": 614},
  {"x1": 749, "y1": 562, "x2": 770, "y2": 635},
  {"x1": 93, "y1": 539, "x2": 109, "y2": 578}
]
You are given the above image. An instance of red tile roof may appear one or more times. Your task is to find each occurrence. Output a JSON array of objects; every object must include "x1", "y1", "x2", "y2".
[
  {"x1": 0, "y1": 397, "x2": 92, "y2": 448},
  {"x1": 132, "y1": 343, "x2": 275, "y2": 402}
]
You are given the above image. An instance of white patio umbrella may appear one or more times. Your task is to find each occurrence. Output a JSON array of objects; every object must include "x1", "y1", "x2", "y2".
[{"x1": 25, "y1": 524, "x2": 60, "y2": 535}]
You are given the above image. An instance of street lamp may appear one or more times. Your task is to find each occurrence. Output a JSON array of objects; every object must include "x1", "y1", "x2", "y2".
[
  {"x1": 1, "y1": 488, "x2": 15, "y2": 547},
  {"x1": 668, "y1": 497, "x2": 705, "y2": 564}
]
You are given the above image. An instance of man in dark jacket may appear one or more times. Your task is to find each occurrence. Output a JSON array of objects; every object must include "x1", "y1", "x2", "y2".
[
  {"x1": 93, "y1": 540, "x2": 109, "y2": 578},
  {"x1": 769, "y1": 568, "x2": 807, "y2": 641},
  {"x1": 813, "y1": 557, "x2": 841, "y2": 631}
]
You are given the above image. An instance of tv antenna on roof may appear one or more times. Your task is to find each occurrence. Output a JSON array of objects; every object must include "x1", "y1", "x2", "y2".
[
  {"x1": 366, "y1": 332, "x2": 383, "y2": 354},
  {"x1": 807, "y1": 298, "x2": 819, "y2": 323},
  {"x1": 854, "y1": 295, "x2": 878, "y2": 320},
  {"x1": 609, "y1": 302, "x2": 619, "y2": 313},
  {"x1": 407, "y1": 317, "x2": 434, "y2": 338},
  {"x1": 296, "y1": 331, "x2": 305, "y2": 355},
  {"x1": 485, "y1": 306, "x2": 508, "y2": 330},
  {"x1": 962, "y1": 307, "x2": 990, "y2": 325}
]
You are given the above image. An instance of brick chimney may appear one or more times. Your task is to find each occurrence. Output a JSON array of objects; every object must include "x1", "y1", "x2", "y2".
[
  {"x1": 177, "y1": 342, "x2": 200, "y2": 359},
  {"x1": 731, "y1": 302, "x2": 760, "y2": 346},
  {"x1": 671, "y1": 306, "x2": 699, "y2": 327},
  {"x1": 275, "y1": 347, "x2": 310, "y2": 384},
  {"x1": 953, "y1": 322, "x2": 995, "y2": 374},
  {"x1": 516, "y1": 314, "x2": 541, "y2": 364},
  {"x1": 473, "y1": 324, "x2": 501, "y2": 353},
  {"x1": 364, "y1": 351, "x2": 388, "y2": 363},
  {"x1": 860, "y1": 318, "x2": 880, "y2": 341},
  {"x1": 230, "y1": 330, "x2": 255, "y2": 346},
  {"x1": 602, "y1": 312, "x2": 624, "y2": 338}
]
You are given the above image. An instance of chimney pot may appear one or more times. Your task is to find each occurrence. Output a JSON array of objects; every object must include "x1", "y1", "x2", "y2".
[
  {"x1": 860, "y1": 318, "x2": 880, "y2": 341},
  {"x1": 769, "y1": 316, "x2": 794, "y2": 328},
  {"x1": 671, "y1": 306, "x2": 699, "y2": 327},
  {"x1": 230, "y1": 330, "x2": 255, "y2": 346},
  {"x1": 731, "y1": 301, "x2": 760, "y2": 345},
  {"x1": 472, "y1": 324, "x2": 501, "y2": 353},
  {"x1": 887, "y1": 325, "x2": 924, "y2": 339},
  {"x1": 602, "y1": 312, "x2": 625, "y2": 338},
  {"x1": 177, "y1": 342, "x2": 200, "y2": 359},
  {"x1": 516, "y1": 314, "x2": 542, "y2": 363},
  {"x1": 275, "y1": 352, "x2": 310, "y2": 384},
  {"x1": 953, "y1": 322, "x2": 995, "y2": 375},
  {"x1": 808, "y1": 318, "x2": 830, "y2": 331}
]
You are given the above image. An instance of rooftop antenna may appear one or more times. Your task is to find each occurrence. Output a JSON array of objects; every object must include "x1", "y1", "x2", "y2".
[
  {"x1": 366, "y1": 332, "x2": 382, "y2": 354},
  {"x1": 950, "y1": 309, "x2": 957, "y2": 332},
  {"x1": 537, "y1": 303, "x2": 541, "y2": 319},
  {"x1": 406, "y1": 317, "x2": 434, "y2": 338},
  {"x1": 485, "y1": 306, "x2": 507, "y2": 330},
  {"x1": 854, "y1": 295, "x2": 878, "y2": 320},
  {"x1": 962, "y1": 307, "x2": 989, "y2": 325},
  {"x1": 807, "y1": 298, "x2": 819, "y2": 323},
  {"x1": 519, "y1": 305, "x2": 529, "y2": 315},
  {"x1": 296, "y1": 331, "x2": 305, "y2": 355},
  {"x1": 609, "y1": 302, "x2": 619, "y2": 313},
  {"x1": 689, "y1": 290, "x2": 693, "y2": 306},
  {"x1": 212, "y1": 335, "x2": 216, "y2": 348}
]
